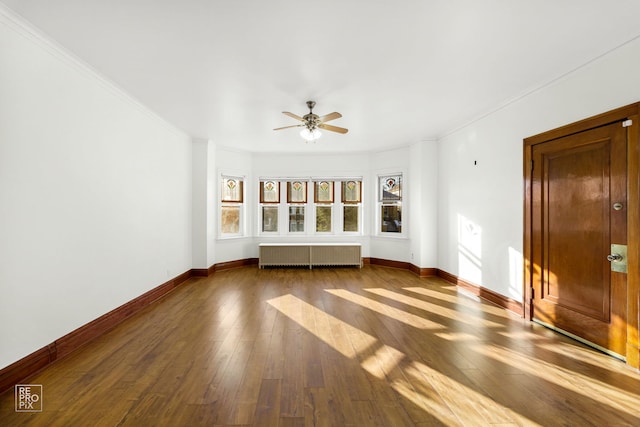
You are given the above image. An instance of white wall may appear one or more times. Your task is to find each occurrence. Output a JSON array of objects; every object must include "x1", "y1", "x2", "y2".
[
  {"x1": 0, "y1": 10, "x2": 192, "y2": 369},
  {"x1": 437, "y1": 35, "x2": 640, "y2": 302},
  {"x1": 409, "y1": 140, "x2": 439, "y2": 268},
  {"x1": 192, "y1": 139, "x2": 212, "y2": 269}
]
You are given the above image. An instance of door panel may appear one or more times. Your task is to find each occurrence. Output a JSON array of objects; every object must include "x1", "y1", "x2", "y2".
[{"x1": 531, "y1": 122, "x2": 627, "y2": 356}]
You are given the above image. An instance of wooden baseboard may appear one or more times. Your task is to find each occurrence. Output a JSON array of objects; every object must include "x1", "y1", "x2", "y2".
[
  {"x1": 191, "y1": 268, "x2": 210, "y2": 277},
  {"x1": 0, "y1": 270, "x2": 194, "y2": 394},
  {"x1": 0, "y1": 346, "x2": 55, "y2": 396},
  {"x1": 192, "y1": 258, "x2": 259, "y2": 277},
  {"x1": 215, "y1": 258, "x2": 258, "y2": 272},
  {"x1": 366, "y1": 260, "x2": 521, "y2": 315},
  {"x1": 437, "y1": 269, "x2": 524, "y2": 316},
  {"x1": 411, "y1": 265, "x2": 438, "y2": 278},
  {"x1": 365, "y1": 257, "x2": 436, "y2": 278},
  {"x1": 367, "y1": 257, "x2": 412, "y2": 270}
]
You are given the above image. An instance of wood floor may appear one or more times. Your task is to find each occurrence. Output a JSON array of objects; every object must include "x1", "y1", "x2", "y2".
[{"x1": 1, "y1": 266, "x2": 639, "y2": 426}]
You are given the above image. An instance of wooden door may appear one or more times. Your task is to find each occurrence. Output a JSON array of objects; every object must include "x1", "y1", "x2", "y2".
[{"x1": 531, "y1": 122, "x2": 627, "y2": 357}]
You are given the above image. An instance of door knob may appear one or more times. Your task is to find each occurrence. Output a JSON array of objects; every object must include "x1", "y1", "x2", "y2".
[
  {"x1": 608, "y1": 244, "x2": 628, "y2": 273},
  {"x1": 607, "y1": 253, "x2": 623, "y2": 262}
]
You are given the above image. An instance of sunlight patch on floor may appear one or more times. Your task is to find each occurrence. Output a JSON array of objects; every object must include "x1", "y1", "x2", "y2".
[
  {"x1": 404, "y1": 360, "x2": 518, "y2": 425},
  {"x1": 360, "y1": 344, "x2": 405, "y2": 380},
  {"x1": 267, "y1": 292, "x2": 521, "y2": 426},
  {"x1": 365, "y1": 287, "x2": 503, "y2": 328},
  {"x1": 267, "y1": 293, "x2": 375, "y2": 358},
  {"x1": 433, "y1": 331, "x2": 478, "y2": 341},
  {"x1": 324, "y1": 288, "x2": 444, "y2": 330},
  {"x1": 471, "y1": 342, "x2": 640, "y2": 417},
  {"x1": 402, "y1": 286, "x2": 483, "y2": 311}
]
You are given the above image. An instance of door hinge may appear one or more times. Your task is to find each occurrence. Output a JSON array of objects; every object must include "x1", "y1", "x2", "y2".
[
  {"x1": 530, "y1": 160, "x2": 534, "y2": 171},
  {"x1": 530, "y1": 287, "x2": 535, "y2": 299},
  {"x1": 622, "y1": 119, "x2": 633, "y2": 127}
]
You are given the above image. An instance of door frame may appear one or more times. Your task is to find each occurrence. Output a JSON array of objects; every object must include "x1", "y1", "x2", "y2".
[{"x1": 524, "y1": 103, "x2": 640, "y2": 370}]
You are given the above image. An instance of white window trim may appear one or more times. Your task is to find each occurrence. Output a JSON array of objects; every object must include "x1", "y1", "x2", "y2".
[
  {"x1": 313, "y1": 180, "x2": 334, "y2": 235},
  {"x1": 339, "y1": 179, "x2": 364, "y2": 236},
  {"x1": 219, "y1": 174, "x2": 245, "y2": 239},
  {"x1": 376, "y1": 172, "x2": 406, "y2": 239},
  {"x1": 258, "y1": 179, "x2": 281, "y2": 236}
]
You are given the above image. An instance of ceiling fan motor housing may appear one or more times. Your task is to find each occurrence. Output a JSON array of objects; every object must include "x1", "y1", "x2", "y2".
[
  {"x1": 304, "y1": 101, "x2": 319, "y2": 129},
  {"x1": 303, "y1": 114, "x2": 320, "y2": 129}
]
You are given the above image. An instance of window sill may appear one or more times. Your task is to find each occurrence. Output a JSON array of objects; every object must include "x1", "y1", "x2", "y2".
[
  {"x1": 373, "y1": 233, "x2": 408, "y2": 240},
  {"x1": 217, "y1": 234, "x2": 248, "y2": 241}
]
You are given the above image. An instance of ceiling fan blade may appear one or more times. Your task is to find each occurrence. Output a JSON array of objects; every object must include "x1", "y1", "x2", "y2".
[
  {"x1": 320, "y1": 111, "x2": 342, "y2": 123},
  {"x1": 319, "y1": 112, "x2": 342, "y2": 123},
  {"x1": 274, "y1": 124, "x2": 304, "y2": 131},
  {"x1": 282, "y1": 111, "x2": 304, "y2": 121},
  {"x1": 318, "y1": 123, "x2": 348, "y2": 134}
]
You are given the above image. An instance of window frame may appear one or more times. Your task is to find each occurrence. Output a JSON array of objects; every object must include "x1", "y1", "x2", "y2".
[
  {"x1": 377, "y1": 173, "x2": 405, "y2": 237},
  {"x1": 314, "y1": 180, "x2": 334, "y2": 233},
  {"x1": 219, "y1": 175, "x2": 245, "y2": 238},
  {"x1": 259, "y1": 180, "x2": 281, "y2": 234},
  {"x1": 286, "y1": 180, "x2": 308, "y2": 233},
  {"x1": 257, "y1": 177, "x2": 364, "y2": 237},
  {"x1": 340, "y1": 179, "x2": 362, "y2": 235}
]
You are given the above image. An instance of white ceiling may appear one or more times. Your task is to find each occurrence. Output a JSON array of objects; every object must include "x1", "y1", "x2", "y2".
[{"x1": 4, "y1": 0, "x2": 640, "y2": 153}]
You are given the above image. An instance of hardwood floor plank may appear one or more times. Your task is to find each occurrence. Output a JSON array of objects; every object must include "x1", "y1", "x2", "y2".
[
  {"x1": 2, "y1": 266, "x2": 639, "y2": 426},
  {"x1": 253, "y1": 379, "x2": 281, "y2": 427},
  {"x1": 280, "y1": 327, "x2": 305, "y2": 418},
  {"x1": 262, "y1": 311, "x2": 287, "y2": 381},
  {"x1": 303, "y1": 387, "x2": 333, "y2": 427},
  {"x1": 302, "y1": 330, "x2": 325, "y2": 388},
  {"x1": 349, "y1": 400, "x2": 385, "y2": 427},
  {"x1": 279, "y1": 417, "x2": 304, "y2": 427},
  {"x1": 224, "y1": 334, "x2": 271, "y2": 425}
]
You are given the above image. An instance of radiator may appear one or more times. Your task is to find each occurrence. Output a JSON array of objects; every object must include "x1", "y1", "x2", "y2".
[{"x1": 259, "y1": 243, "x2": 362, "y2": 269}]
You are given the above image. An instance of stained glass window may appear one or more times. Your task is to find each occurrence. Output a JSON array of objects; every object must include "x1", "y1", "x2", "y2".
[
  {"x1": 379, "y1": 174, "x2": 402, "y2": 233},
  {"x1": 260, "y1": 180, "x2": 280, "y2": 203},
  {"x1": 314, "y1": 181, "x2": 334, "y2": 203},
  {"x1": 287, "y1": 181, "x2": 307, "y2": 203},
  {"x1": 342, "y1": 180, "x2": 361, "y2": 203},
  {"x1": 258, "y1": 177, "x2": 365, "y2": 235},
  {"x1": 380, "y1": 175, "x2": 401, "y2": 201},
  {"x1": 221, "y1": 175, "x2": 244, "y2": 236},
  {"x1": 221, "y1": 177, "x2": 243, "y2": 202}
]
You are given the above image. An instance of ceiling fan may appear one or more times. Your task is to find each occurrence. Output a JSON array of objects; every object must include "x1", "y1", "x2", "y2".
[{"x1": 274, "y1": 101, "x2": 348, "y2": 141}]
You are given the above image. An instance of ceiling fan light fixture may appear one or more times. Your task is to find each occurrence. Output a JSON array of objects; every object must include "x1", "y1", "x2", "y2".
[{"x1": 300, "y1": 128, "x2": 322, "y2": 141}]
